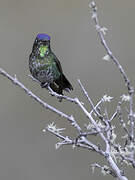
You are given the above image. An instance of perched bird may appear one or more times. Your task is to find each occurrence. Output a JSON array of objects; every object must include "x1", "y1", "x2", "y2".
[{"x1": 29, "y1": 33, "x2": 73, "y2": 95}]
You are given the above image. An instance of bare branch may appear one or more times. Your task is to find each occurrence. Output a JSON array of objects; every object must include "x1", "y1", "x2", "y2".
[
  {"x1": 90, "y1": 0, "x2": 134, "y2": 144},
  {"x1": 90, "y1": 2, "x2": 131, "y2": 92},
  {"x1": 0, "y1": 68, "x2": 81, "y2": 133},
  {"x1": 78, "y1": 79, "x2": 103, "y2": 119},
  {"x1": 91, "y1": 163, "x2": 117, "y2": 178}
]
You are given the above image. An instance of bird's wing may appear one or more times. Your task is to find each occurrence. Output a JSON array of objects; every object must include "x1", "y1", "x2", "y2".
[{"x1": 52, "y1": 52, "x2": 63, "y2": 73}]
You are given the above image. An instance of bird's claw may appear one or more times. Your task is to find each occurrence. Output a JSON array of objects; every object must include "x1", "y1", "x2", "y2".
[{"x1": 41, "y1": 82, "x2": 48, "y2": 88}]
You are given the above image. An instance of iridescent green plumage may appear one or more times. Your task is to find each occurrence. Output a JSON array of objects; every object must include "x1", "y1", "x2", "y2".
[{"x1": 29, "y1": 34, "x2": 73, "y2": 94}]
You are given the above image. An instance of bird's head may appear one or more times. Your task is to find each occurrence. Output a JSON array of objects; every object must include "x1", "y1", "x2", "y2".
[{"x1": 32, "y1": 33, "x2": 51, "y2": 56}]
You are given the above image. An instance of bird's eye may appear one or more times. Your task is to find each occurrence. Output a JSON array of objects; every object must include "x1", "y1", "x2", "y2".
[{"x1": 35, "y1": 38, "x2": 38, "y2": 43}]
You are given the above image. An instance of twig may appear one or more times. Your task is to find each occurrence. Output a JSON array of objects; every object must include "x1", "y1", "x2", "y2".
[
  {"x1": 28, "y1": 74, "x2": 75, "y2": 102},
  {"x1": 90, "y1": 1, "x2": 130, "y2": 180},
  {"x1": 45, "y1": 122, "x2": 106, "y2": 155},
  {"x1": 0, "y1": 68, "x2": 81, "y2": 133},
  {"x1": 78, "y1": 79, "x2": 103, "y2": 119},
  {"x1": 90, "y1": 1, "x2": 134, "y2": 144},
  {"x1": 110, "y1": 110, "x2": 117, "y2": 122},
  {"x1": 91, "y1": 163, "x2": 117, "y2": 178},
  {"x1": 117, "y1": 102, "x2": 130, "y2": 138}
]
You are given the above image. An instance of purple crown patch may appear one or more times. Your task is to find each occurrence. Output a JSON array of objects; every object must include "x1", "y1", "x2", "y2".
[{"x1": 37, "y1": 33, "x2": 51, "y2": 41}]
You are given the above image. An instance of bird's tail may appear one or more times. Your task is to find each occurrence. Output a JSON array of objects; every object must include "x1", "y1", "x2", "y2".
[
  {"x1": 61, "y1": 74, "x2": 73, "y2": 92},
  {"x1": 52, "y1": 74, "x2": 73, "y2": 95}
]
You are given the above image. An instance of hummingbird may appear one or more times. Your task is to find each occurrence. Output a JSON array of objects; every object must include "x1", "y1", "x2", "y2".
[{"x1": 29, "y1": 33, "x2": 73, "y2": 95}]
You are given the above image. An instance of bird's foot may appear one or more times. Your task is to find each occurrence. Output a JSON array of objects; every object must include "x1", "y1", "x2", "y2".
[
  {"x1": 64, "y1": 88, "x2": 71, "y2": 93},
  {"x1": 41, "y1": 82, "x2": 48, "y2": 88},
  {"x1": 57, "y1": 96, "x2": 62, "y2": 102}
]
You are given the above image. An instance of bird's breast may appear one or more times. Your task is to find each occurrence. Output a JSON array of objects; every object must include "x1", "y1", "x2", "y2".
[{"x1": 29, "y1": 54, "x2": 60, "y2": 83}]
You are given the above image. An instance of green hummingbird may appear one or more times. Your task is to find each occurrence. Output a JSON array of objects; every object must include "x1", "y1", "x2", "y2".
[{"x1": 29, "y1": 33, "x2": 73, "y2": 95}]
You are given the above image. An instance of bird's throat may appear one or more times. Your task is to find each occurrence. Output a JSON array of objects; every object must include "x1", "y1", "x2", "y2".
[{"x1": 39, "y1": 45, "x2": 49, "y2": 57}]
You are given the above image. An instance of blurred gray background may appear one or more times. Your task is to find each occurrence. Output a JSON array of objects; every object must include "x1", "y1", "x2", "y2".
[{"x1": 0, "y1": 0, "x2": 135, "y2": 179}]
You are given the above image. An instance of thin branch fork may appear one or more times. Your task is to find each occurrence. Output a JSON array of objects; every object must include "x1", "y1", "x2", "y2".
[{"x1": 78, "y1": 79, "x2": 103, "y2": 119}]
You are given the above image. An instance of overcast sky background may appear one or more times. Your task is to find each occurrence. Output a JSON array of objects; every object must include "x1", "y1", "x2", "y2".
[{"x1": 0, "y1": 0, "x2": 135, "y2": 180}]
